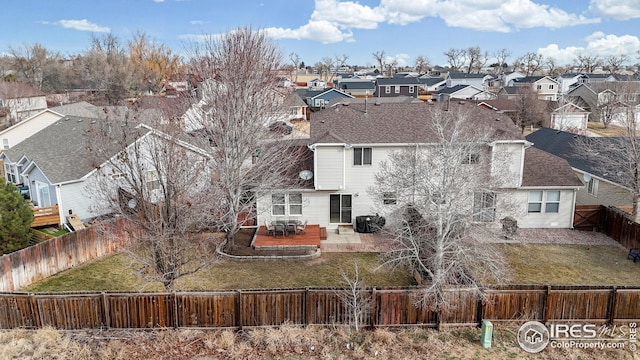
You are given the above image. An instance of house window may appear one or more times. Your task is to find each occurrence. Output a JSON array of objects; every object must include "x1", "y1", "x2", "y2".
[
  {"x1": 2, "y1": 138, "x2": 8, "y2": 150},
  {"x1": 587, "y1": 178, "x2": 598, "y2": 196},
  {"x1": 462, "y1": 152, "x2": 480, "y2": 164},
  {"x1": 473, "y1": 191, "x2": 496, "y2": 222},
  {"x1": 528, "y1": 190, "x2": 560, "y2": 213},
  {"x1": 353, "y1": 147, "x2": 372, "y2": 166},
  {"x1": 536, "y1": 85, "x2": 542, "y2": 90},
  {"x1": 271, "y1": 193, "x2": 303, "y2": 216},
  {"x1": 546, "y1": 96, "x2": 553, "y2": 100},
  {"x1": 394, "y1": 86, "x2": 400, "y2": 94},
  {"x1": 145, "y1": 170, "x2": 161, "y2": 190},
  {"x1": 383, "y1": 192, "x2": 397, "y2": 205},
  {"x1": 385, "y1": 86, "x2": 390, "y2": 94},
  {"x1": 409, "y1": 86, "x2": 415, "y2": 93},
  {"x1": 548, "y1": 84, "x2": 554, "y2": 90}
]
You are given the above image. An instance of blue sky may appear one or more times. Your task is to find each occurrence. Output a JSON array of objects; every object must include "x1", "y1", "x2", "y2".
[{"x1": 1, "y1": 0, "x2": 639, "y2": 68}]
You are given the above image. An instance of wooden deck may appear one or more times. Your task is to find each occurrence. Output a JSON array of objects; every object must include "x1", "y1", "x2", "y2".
[
  {"x1": 253, "y1": 224, "x2": 323, "y2": 248},
  {"x1": 31, "y1": 205, "x2": 60, "y2": 228}
]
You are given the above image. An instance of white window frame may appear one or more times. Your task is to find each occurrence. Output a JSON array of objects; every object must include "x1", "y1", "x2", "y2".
[
  {"x1": 145, "y1": 170, "x2": 161, "y2": 191},
  {"x1": 528, "y1": 190, "x2": 560, "y2": 213},
  {"x1": 2, "y1": 138, "x2": 8, "y2": 150},
  {"x1": 353, "y1": 147, "x2": 372, "y2": 166},
  {"x1": 271, "y1": 192, "x2": 303, "y2": 216},
  {"x1": 382, "y1": 192, "x2": 397, "y2": 205},
  {"x1": 548, "y1": 84, "x2": 554, "y2": 90},
  {"x1": 409, "y1": 86, "x2": 415, "y2": 94},
  {"x1": 385, "y1": 86, "x2": 390, "y2": 94},
  {"x1": 473, "y1": 191, "x2": 496, "y2": 222},
  {"x1": 462, "y1": 152, "x2": 480, "y2": 164},
  {"x1": 394, "y1": 85, "x2": 400, "y2": 94},
  {"x1": 587, "y1": 178, "x2": 598, "y2": 196},
  {"x1": 536, "y1": 84, "x2": 542, "y2": 90}
]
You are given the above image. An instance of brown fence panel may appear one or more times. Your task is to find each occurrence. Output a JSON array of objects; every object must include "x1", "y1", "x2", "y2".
[
  {"x1": 176, "y1": 292, "x2": 237, "y2": 328},
  {"x1": 305, "y1": 289, "x2": 347, "y2": 325},
  {"x1": 373, "y1": 288, "x2": 436, "y2": 327},
  {"x1": 483, "y1": 286, "x2": 547, "y2": 322},
  {"x1": 612, "y1": 289, "x2": 640, "y2": 324},
  {"x1": 600, "y1": 206, "x2": 640, "y2": 249},
  {"x1": 439, "y1": 288, "x2": 478, "y2": 326},
  {"x1": 35, "y1": 293, "x2": 104, "y2": 329},
  {"x1": 239, "y1": 289, "x2": 305, "y2": 327},
  {"x1": 106, "y1": 293, "x2": 173, "y2": 328},
  {"x1": 546, "y1": 288, "x2": 612, "y2": 323},
  {"x1": 573, "y1": 205, "x2": 601, "y2": 231},
  {"x1": 0, "y1": 293, "x2": 37, "y2": 328}
]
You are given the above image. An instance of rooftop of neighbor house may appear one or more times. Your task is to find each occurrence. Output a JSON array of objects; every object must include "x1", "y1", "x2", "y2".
[
  {"x1": 309, "y1": 101, "x2": 523, "y2": 145},
  {"x1": 0, "y1": 82, "x2": 45, "y2": 99},
  {"x1": 521, "y1": 146, "x2": 583, "y2": 187}
]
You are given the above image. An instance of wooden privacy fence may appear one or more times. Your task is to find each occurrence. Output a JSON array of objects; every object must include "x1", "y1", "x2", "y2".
[
  {"x1": 598, "y1": 206, "x2": 640, "y2": 249},
  {"x1": 1, "y1": 285, "x2": 638, "y2": 330},
  {"x1": 0, "y1": 219, "x2": 129, "y2": 292}
]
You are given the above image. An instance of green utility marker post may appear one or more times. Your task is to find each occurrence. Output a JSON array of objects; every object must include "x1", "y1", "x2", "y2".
[{"x1": 481, "y1": 320, "x2": 493, "y2": 349}]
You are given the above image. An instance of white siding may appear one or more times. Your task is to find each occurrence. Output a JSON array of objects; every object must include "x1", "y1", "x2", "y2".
[
  {"x1": 491, "y1": 142, "x2": 524, "y2": 188},
  {"x1": 508, "y1": 189, "x2": 576, "y2": 228},
  {"x1": 0, "y1": 110, "x2": 63, "y2": 149},
  {"x1": 58, "y1": 180, "x2": 111, "y2": 221},
  {"x1": 315, "y1": 146, "x2": 344, "y2": 190}
]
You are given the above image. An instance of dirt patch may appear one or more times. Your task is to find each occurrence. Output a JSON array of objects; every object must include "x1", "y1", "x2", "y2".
[{"x1": 222, "y1": 228, "x2": 316, "y2": 257}]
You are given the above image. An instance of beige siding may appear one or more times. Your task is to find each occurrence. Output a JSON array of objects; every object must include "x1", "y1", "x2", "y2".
[
  {"x1": 574, "y1": 175, "x2": 632, "y2": 208},
  {"x1": 508, "y1": 189, "x2": 576, "y2": 228},
  {"x1": 491, "y1": 142, "x2": 524, "y2": 188},
  {"x1": 315, "y1": 146, "x2": 344, "y2": 190}
]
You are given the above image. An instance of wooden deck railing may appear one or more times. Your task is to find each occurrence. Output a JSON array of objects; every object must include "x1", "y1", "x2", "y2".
[{"x1": 31, "y1": 205, "x2": 60, "y2": 228}]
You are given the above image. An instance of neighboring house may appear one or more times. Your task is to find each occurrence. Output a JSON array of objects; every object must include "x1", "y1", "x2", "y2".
[
  {"x1": 496, "y1": 86, "x2": 521, "y2": 101},
  {"x1": 374, "y1": 77, "x2": 422, "y2": 98},
  {"x1": 334, "y1": 78, "x2": 376, "y2": 98},
  {"x1": 446, "y1": 73, "x2": 492, "y2": 89},
  {"x1": 434, "y1": 85, "x2": 496, "y2": 102},
  {"x1": 511, "y1": 76, "x2": 560, "y2": 101},
  {"x1": 295, "y1": 88, "x2": 354, "y2": 110},
  {"x1": 477, "y1": 99, "x2": 518, "y2": 116},
  {"x1": 0, "y1": 115, "x2": 207, "y2": 226},
  {"x1": 258, "y1": 102, "x2": 582, "y2": 231},
  {"x1": 550, "y1": 102, "x2": 590, "y2": 132},
  {"x1": 498, "y1": 71, "x2": 526, "y2": 88},
  {"x1": 0, "y1": 109, "x2": 65, "y2": 151},
  {"x1": 526, "y1": 128, "x2": 632, "y2": 209},
  {"x1": 0, "y1": 82, "x2": 47, "y2": 129},
  {"x1": 567, "y1": 82, "x2": 640, "y2": 124},
  {"x1": 417, "y1": 77, "x2": 446, "y2": 92},
  {"x1": 307, "y1": 78, "x2": 327, "y2": 90},
  {"x1": 557, "y1": 73, "x2": 618, "y2": 95}
]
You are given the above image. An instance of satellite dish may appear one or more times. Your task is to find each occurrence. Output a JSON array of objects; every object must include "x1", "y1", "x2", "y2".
[
  {"x1": 583, "y1": 173, "x2": 592, "y2": 182},
  {"x1": 127, "y1": 198, "x2": 137, "y2": 209},
  {"x1": 299, "y1": 170, "x2": 314, "y2": 180}
]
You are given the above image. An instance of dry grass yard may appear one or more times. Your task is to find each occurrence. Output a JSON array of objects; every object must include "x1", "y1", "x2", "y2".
[{"x1": 0, "y1": 324, "x2": 636, "y2": 360}]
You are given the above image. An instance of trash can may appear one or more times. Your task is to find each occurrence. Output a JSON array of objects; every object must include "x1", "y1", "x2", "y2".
[{"x1": 481, "y1": 320, "x2": 493, "y2": 349}]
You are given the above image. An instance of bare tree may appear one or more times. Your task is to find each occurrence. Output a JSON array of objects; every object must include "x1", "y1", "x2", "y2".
[
  {"x1": 370, "y1": 104, "x2": 510, "y2": 312},
  {"x1": 289, "y1": 52, "x2": 301, "y2": 82},
  {"x1": 372, "y1": 50, "x2": 386, "y2": 74},
  {"x1": 605, "y1": 55, "x2": 629, "y2": 75},
  {"x1": 444, "y1": 48, "x2": 466, "y2": 72},
  {"x1": 384, "y1": 58, "x2": 398, "y2": 77},
  {"x1": 575, "y1": 83, "x2": 640, "y2": 220},
  {"x1": 511, "y1": 86, "x2": 551, "y2": 131},
  {"x1": 492, "y1": 48, "x2": 511, "y2": 75},
  {"x1": 414, "y1": 55, "x2": 431, "y2": 74},
  {"x1": 336, "y1": 263, "x2": 371, "y2": 331},
  {"x1": 544, "y1": 57, "x2": 566, "y2": 77},
  {"x1": 81, "y1": 34, "x2": 131, "y2": 105},
  {"x1": 466, "y1": 46, "x2": 487, "y2": 74},
  {"x1": 128, "y1": 31, "x2": 184, "y2": 95},
  {"x1": 86, "y1": 106, "x2": 219, "y2": 291},
  {"x1": 575, "y1": 53, "x2": 601, "y2": 73},
  {"x1": 7, "y1": 43, "x2": 61, "y2": 91},
  {"x1": 514, "y1": 52, "x2": 544, "y2": 76},
  {"x1": 184, "y1": 27, "x2": 307, "y2": 246}
]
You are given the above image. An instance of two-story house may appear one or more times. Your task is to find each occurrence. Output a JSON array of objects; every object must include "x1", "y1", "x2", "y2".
[
  {"x1": 447, "y1": 73, "x2": 492, "y2": 89},
  {"x1": 257, "y1": 102, "x2": 582, "y2": 231},
  {"x1": 510, "y1": 76, "x2": 559, "y2": 101},
  {"x1": 375, "y1": 77, "x2": 422, "y2": 98}
]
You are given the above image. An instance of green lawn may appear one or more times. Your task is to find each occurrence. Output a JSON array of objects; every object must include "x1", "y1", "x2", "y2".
[
  {"x1": 499, "y1": 244, "x2": 640, "y2": 286},
  {"x1": 24, "y1": 252, "x2": 415, "y2": 292}
]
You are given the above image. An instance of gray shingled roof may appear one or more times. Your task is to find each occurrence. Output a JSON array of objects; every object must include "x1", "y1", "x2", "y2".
[
  {"x1": 521, "y1": 147, "x2": 583, "y2": 187},
  {"x1": 376, "y1": 77, "x2": 420, "y2": 86},
  {"x1": 310, "y1": 101, "x2": 523, "y2": 145},
  {"x1": 3, "y1": 116, "x2": 146, "y2": 184}
]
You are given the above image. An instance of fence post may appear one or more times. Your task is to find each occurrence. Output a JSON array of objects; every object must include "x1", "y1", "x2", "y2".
[
  {"x1": 29, "y1": 293, "x2": 40, "y2": 329},
  {"x1": 370, "y1": 287, "x2": 377, "y2": 329},
  {"x1": 302, "y1": 287, "x2": 308, "y2": 327},
  {"x1": 543, "y1": 285, "x2": 552, "y2": 324},
  {"x1": 476, "y1": 289, "x2": 484, "y2": 328},
  {"x1": 172, "y1": 291, "x2": 178, "y2": 329},
  {"x1": 236, "y1": 290, "x2": 242, "y2": 330},
  {"x1": 101, "y1": 292, "x2": 110, "y2": 329},
  {"x1": 608, "y1": 286, "x2": 617, "y2": 325}
]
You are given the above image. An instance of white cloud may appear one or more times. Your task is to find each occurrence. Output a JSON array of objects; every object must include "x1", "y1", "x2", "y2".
[
  {"x1": 381, "y1": 0, "x2": 599, "y2": 31},
  {"x1": 190, "y1": 20, "x2": 206, "y2": 25},
  {"x1": 310, "y1": 0, "x2": 386, "y2": 30},
  {"x1": 387, "y1": 53, "x2": 410, "y2": 67},
  {"x1": 55, "y1": 19, "x2": 110, "y2": 32},
  {"x1": 265, "y1": 21, "x2": 353, "y2": 44},
  {"x1": 153, "y1": 0, "x2": 165, "y2": 3},
  {"x1": 589, "y1": 0, "x2": 640, "y2": 20},
  {"x1": 538, "y1": 33, "x2": 640, "y2": 65}
]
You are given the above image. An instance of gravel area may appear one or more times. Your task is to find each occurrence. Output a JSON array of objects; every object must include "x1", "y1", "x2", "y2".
[{"x1": 494, "y1": 228, "x2": 624, "y2": 247}]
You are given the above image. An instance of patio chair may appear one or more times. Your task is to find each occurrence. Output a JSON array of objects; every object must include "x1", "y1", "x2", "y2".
[
  {"x1": 296, "y1": 220, "x2": 308, "y2": 235},
  {"x1": 265, "y1": 221, "x2": 275, "y2": 236},
  {"x1": 272, "y1": 221, "x2": 286, "y2": 237},
  {"x1": 628, "y1": 248, "x2": 640, "y2": 263}
]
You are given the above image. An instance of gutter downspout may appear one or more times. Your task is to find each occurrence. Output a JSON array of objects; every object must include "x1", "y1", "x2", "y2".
[{"x1": 570, "y1": 188, "x2": 577, "y2": 229}]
